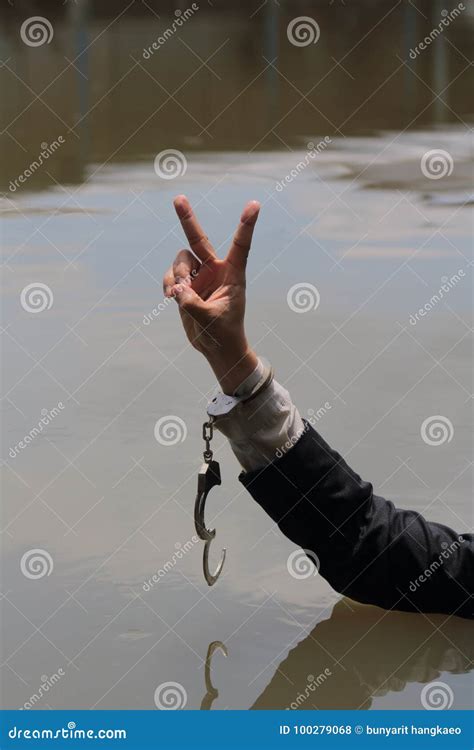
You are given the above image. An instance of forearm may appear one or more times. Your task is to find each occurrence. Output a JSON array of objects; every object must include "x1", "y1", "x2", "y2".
[
  {"x1": 212, "y1": 360, "x2": 473, "y2": 618},
  {"x1": 240, "y1": 421, "x2": 473, "y2": 618}
]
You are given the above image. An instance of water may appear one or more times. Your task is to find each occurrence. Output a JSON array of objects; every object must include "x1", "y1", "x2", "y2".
[{"x1": 1, "y1": 1, "x2": 472, "y2": 711}]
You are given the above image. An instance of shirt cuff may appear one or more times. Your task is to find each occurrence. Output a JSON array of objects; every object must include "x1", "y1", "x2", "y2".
[{"x1": 212, "y1": 359, "x2": 305, "y2": 472}]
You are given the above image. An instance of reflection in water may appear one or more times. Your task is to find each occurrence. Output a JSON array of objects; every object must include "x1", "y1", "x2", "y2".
[
  {"x1": 200, "y1": 641, "x2": 228, "y2": 711},
  {"x1": 252, "y1": 601, "x2": 473, "y2": 710}
]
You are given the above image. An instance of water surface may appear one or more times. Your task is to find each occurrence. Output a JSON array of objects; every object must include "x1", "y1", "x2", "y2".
[{"x1": 1, "y1": 1, "x2": 472, "y2": 711}]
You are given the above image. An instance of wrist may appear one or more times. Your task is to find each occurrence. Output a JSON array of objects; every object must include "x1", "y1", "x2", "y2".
[{"x1": 206, "y1": 344, "x2": 258, "y2": 395}]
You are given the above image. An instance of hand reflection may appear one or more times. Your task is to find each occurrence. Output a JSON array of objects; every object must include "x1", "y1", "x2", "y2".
[{"x1": 251, "y1": 600, "x2": 473, "y2": 710}]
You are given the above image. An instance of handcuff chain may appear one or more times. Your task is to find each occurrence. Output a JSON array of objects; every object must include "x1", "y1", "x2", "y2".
[{"x1": 202, "y1": 416, "x2": 214, "y2": 462}]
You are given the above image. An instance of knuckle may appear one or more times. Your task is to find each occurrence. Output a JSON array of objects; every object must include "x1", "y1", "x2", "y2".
[
  {"x1": 190, "y1": 233, "x2": 207, "y2": 247},
  {"x1": 232, "y1": 238, "x2": 249, "y2": 251}
]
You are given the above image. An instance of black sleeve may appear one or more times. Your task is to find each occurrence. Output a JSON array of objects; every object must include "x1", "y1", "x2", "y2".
[{"x1": 239, "y1": 421, "x2": 473, "y2": 619}]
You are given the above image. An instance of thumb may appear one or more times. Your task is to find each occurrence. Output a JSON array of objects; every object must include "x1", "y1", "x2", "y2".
[{"x1": 172, "y1": 283, "x2": 210, "y2": 325}]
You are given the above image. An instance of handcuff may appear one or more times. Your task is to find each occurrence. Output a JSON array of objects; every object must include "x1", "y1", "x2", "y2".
[{"x1": 194, "y1": 362, "x2": 274, "y2": 586}]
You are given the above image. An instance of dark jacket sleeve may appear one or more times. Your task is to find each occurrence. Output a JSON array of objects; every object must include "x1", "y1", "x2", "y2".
[{"x1": 239, "y1": 422, "x2": 473, "y2": 619}]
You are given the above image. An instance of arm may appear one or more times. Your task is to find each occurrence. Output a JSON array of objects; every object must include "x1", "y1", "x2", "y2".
[
  {"x1": 164, "y1": 196, "x2": 473, "y2": 619},
  {"x1": 214, "y1": 361, "x2": 473, "y2": 618},
  {"x1": 237, "y1": 388, "x2": 473, "y2": 618}
]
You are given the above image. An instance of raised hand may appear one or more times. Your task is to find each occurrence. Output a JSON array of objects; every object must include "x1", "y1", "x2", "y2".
[{"x1": 163, "y1": 195, "x2": 260, "y2": 393}]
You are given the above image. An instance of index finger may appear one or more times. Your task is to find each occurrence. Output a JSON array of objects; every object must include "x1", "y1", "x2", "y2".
[
  {"x1": 226, "y1": 200, "x2": 260, "y2": 271},
  {"x1": 173, "y1": 195, "x2": 216, "y2": 263}
]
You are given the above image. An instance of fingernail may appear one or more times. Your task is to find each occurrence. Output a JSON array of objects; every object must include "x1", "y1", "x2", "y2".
[
  {"x1": 173, "y1": 195, "x2": 188, "y2": 216},
  {"x1": 243, "y1": 202, "x2": 260, "y2": 223}
]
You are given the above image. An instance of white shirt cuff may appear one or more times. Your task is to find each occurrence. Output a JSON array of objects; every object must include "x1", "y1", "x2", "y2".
[{"x1": 211, "y1": 359, "x2": 305, "y2": 472}]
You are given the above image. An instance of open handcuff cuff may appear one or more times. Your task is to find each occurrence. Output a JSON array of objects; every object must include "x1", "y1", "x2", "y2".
[{"x1": 194, "y1": 362, "x2": 274, "y2": 586}]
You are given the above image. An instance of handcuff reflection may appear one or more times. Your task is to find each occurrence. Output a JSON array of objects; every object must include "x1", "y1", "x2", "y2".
[
  {"x1": 197, "y1": 601, "x2": 472, "y2": 710},
  {"x1": 200, "y1": 641, "x2": 228, "y2": 710}
]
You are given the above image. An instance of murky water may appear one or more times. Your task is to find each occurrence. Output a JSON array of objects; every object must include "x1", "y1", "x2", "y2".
[{"x1": 1, "y1": 1, "x2": 473, "y2": 711}]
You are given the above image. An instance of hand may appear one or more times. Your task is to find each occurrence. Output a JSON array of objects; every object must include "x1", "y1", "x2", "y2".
[{"x1": 163, "y1": 195, "x2": 260, "y2": 394}]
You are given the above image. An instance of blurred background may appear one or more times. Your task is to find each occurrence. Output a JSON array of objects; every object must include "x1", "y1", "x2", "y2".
[
  {"x1": 1, "y1": 0, "x2": 473, "y2": 187},
  {"x1": 1, "y1": 0, "x2": 473, "y2": 712}
]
